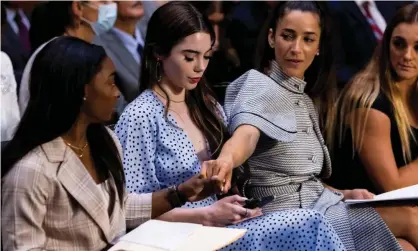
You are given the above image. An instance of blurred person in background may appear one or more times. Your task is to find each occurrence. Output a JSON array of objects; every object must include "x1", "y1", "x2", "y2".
[
  {"x1": 20, "y1": 1, "x2": 117, "y2": 117},
  {"x1": 190, "y1": 1, "x2": 243, "y2": 104},
  {"x1": 225, "y1": 1, "x2": 278, "y2": 79},
  {"x1": 94, "y1": 1, "x2": 145, "y2": 116},
  {"x1": 326, "y1": 4, "x2": 418, "y2": 247},
  {"x1": 1, "y1": 1, "x2": 37, "y2": 85},
  {"x1": 328, "y1": 3, "x2": 418, "y2": 195},
  {"x1": 137, "y1": 0, "x2": 168, "y2": 38},
  {"x1": 327, "y1": 0, "x2": 413, "y2": 87},
  {"x1": 1, "y1": 3, "x2": 20, "y2": 145}
]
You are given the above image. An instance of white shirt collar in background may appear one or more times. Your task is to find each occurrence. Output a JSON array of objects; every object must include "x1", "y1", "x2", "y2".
[{"x1": 354, "y1": 0, "x2": 387, "y2": 33}]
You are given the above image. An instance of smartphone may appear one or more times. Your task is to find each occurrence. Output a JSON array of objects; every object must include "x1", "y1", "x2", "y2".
[{"x1": 244, "y1": 195, "x2": 275, "y2": 209}]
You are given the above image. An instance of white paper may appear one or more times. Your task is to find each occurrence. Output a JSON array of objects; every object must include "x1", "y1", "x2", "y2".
[
  {"x1": 346, "y1": 185, "x2": 418, "y2": 204},
  {"x1": 119, "y1": 220, "x2": 202, "y2": 251}
]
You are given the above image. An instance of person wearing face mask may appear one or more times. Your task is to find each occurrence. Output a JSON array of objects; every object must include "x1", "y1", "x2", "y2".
[
  {"x1": 19, "y1": 1, "x2": 117, "y2": 116},
  {"x1": 94, "y1": 1, "x2": 146, "y2": 116}
]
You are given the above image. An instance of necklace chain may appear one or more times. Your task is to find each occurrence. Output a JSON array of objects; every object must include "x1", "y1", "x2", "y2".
[{"x1": 64, "y1": 141, "x2": 88, "y2": 158}]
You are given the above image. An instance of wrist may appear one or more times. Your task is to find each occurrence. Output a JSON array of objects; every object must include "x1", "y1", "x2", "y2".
[
  {"x1": 177, "y1": 183, "x2": 190, "y2": 202},
  {"x1": 218, "y1": 153, "x2": 234, "y2": 168},
  {"x1": 166, "y1": 185, "x2": 188, "y2": 208},
  {"x1": 199, "y1": 206, "x2": 214, "y2": 226}
]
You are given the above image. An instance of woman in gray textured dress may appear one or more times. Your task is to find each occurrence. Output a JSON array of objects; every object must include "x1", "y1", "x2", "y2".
[{"x1": 201, "y1": 2, "x2": 418, "y2": 251}]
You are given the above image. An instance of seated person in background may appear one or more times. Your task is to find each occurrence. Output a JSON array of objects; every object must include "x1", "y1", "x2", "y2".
[
  {"x1": 1, "y1": 4, "x2": 20, "y2": 143},
  {"x1": 202, "y1": 1, "x2": 418, "y2": 250},
  {"x1": 116, "y1": 2, "x2": 346, "y2": 251},
  {"x1": 328, "y1": 3, "x2": 418, "y2": 195},
  {"x1": 20, "y1": 1, "x2": 117, "y2": 116},
  {"x1": 94, "y1": 1, "x2": 146, "y2": 116},
  {"x1": 1, "y1": 37, "x2": 221, "y2": 251},
  {"x1": 1, "y1": 1, "x2": 32, "y2": 85}
]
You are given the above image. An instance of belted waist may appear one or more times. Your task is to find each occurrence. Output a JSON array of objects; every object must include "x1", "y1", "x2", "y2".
[
  {"x1": 242, "y1": 174, "x2": 325, "y2": 212},
  {"x1": 247, "y1": 173, "x2": 320, "y2": 187}
]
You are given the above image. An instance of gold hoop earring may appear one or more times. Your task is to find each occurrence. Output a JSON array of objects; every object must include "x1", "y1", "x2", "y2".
[{"x1": 156, "y1": 61, "x2": 162, "y2": 82}]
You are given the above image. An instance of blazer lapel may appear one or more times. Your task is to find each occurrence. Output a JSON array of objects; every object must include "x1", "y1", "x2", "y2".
[
  {"x1": 42, "y1": 137, "x2": 112, "y2": 242},
  {"x1": 345, "y1": 1, "x2": 369, "y2": 27}
]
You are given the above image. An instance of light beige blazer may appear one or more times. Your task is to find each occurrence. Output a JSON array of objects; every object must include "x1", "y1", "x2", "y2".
[{"x1": 2, "y1": 129, "x2": 152, "y2": 251}]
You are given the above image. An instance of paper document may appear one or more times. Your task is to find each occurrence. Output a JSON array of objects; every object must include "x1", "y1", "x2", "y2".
[
  {"x1": 109, "y1": 220, "x2": 247, "y2": 251},
  {"x1": 345, "y1": 185, "x2": 418, "y2": 204},
  {"x1": 120, "y1": 220, "x2": 201, "y2": 250}
]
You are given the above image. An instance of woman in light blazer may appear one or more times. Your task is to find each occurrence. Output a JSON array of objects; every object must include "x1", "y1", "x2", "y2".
[{"x1": 1, "y1": 37, "x2": 220, "y2": 251}]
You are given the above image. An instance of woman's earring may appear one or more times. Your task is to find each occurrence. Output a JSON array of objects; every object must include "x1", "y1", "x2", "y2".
[
  {"x1": 316, "y1": 52, "x2": 320, "y2": 56},
  {"x1": 156, "y1": 61, "x2": 162, "y2": 83},
  {"x1": 83, "y1": 97, "x2": 87, "y2": 101}
]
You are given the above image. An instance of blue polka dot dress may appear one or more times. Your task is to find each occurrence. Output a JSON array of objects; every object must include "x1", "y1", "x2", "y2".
[{"x1": 115, "y1": 90, "x2": 346, "y2": 251}]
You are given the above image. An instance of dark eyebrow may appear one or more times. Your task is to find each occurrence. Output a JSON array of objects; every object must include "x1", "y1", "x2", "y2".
[
  {"x1": 393, "y1": 35, "x2": 405, "y2": 39},
  {"x1": 304, "y1": 31, "x2": 317, "y2": 36},
  {"x1": 282, "y1": 28, "x2": 296, "y2": 33},
  {"x1": 182, "y1": 48, "x2": 212, "y2": 55},
  {"x1": 282, "y1": 28, "x2": 317, "y2": 36}
]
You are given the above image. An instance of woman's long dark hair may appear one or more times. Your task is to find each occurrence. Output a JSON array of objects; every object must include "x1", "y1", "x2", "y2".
[
  {"x1": 139, "y1": 1, "x2": 228, "y2": 157},
  {"x1": 254, "y1": 1, "x2": 338, "y2": 133},
  {"x1": 2, "y1": 37, "x2": 125, "y2": 205}
]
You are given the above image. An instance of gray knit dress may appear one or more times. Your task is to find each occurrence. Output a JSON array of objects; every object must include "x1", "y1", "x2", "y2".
[{"x1": 224, "y1": 61, "x2": 401, "y2": 251}]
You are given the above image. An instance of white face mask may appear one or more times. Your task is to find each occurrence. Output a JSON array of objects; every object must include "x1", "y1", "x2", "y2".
[{"x1": 81, "y1": 3, "x2": 117, "y2": 36}]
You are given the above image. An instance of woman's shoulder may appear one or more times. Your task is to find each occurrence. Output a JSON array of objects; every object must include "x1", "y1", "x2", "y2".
[
  {"x1": 1, "y1": 52, "x2": 16, "y2": 89},
  {"x1": 1, "y1": 51, "x2": 12, "y2": 67},
  {"x1": 371, "y1": 92, "x2": 393, "y2": 118},
  {"x1": 116, "y1": 90, "x2": 163, "y2": 136},
  {"x1": 2, "y1": 145, "x2": 54, "y2": 189},
  {"x1": 121, "y1": 90, "x2": 163, "y2": 119}
]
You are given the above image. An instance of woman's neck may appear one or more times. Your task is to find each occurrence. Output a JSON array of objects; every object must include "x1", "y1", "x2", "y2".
[
  {"x1": 153, "y1": 81, "x2": 186, "y2": 103},
  {"x1": 62, "y1": 116, "x2": 89, "y2": 147},
  {"x1": 65, "y1": 25, "x2": 94, "y2": 43}
]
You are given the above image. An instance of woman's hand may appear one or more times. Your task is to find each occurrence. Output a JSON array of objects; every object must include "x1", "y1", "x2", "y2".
[
  {"x1": 178, "y1": 174, "x2": 222, "y2": 202},
  {"x1": 201, "y1": 155, "x2": 234, "y2": 193},
  {"x1": 202, "y1": 195, "x2": 263, "y2": 227},
  {"x1": 342, "y1": 189, "x2": 375, "y2": 200}
]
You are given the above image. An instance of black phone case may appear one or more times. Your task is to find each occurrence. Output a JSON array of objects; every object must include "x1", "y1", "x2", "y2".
[{"x1": 244, "y1": 195, "x2": 275, "y2": 209}]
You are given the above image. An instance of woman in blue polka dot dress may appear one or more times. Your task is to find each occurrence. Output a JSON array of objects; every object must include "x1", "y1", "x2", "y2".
[{"x1": 116, "y1": 2, "x2": 345, "y2": 250}]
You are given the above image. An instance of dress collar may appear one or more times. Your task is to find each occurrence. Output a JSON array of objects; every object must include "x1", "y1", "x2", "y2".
[{"x1": 268, "y1": 60, "x2": 307, "y2": 94}]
